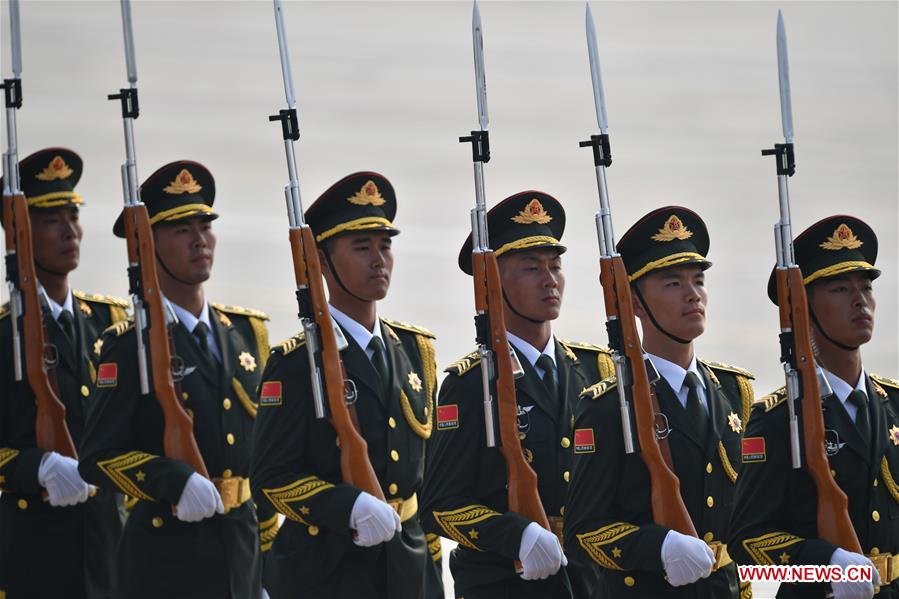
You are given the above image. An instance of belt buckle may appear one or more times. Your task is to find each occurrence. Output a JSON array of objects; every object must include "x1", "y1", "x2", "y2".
[
  {"x1": 218, "y1": 478, "x2": 240, "y2": 511},
  {"x1": 869, "y1": 553, "x2": 895, "y2": 585},
  {"x1": 388, "y1": 498, "x2": 403, "y2": 515}
]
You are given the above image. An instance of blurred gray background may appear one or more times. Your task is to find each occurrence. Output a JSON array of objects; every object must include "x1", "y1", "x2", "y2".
[{"x1": 2, "y1": 2, "x2": 896, "y2": 597}]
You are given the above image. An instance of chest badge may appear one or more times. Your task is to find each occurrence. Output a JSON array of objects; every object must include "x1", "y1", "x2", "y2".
[
  {"x1": 517, "y1": 404, "x2": 535, "y2": 433},
  {"x1": 407, "y1": 372, "x2": 423, "y2": 393},
  {"x1": 727, "y1": 411, "x2": 742, "y2": 434},
  {"x1": 238, "y1": 351, "x2": 257, "y2": 372},
  {"x1": 889, "y1": 424, "x2": 899, "y2": 446}
]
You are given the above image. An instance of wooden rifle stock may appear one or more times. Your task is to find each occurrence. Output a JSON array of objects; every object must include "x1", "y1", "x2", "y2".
[
  {"x1": 775, "y1": 267, "x2": 861, "y2": 552},
  {"x1": 289, "y1": 226, "x2": 384, "y2": 500},
  {"x1": 122, "y1": 204, "x2": 208, "y2": 479},
  {"x1": 4, "y1": 193, "x2": 77, "y2": 458},
  {"x1": 472, "y1": 250, "x2": 550, "y2": 531},
  {"x1": 600, "y1": 254, "x2": 696, "y2": 536}
]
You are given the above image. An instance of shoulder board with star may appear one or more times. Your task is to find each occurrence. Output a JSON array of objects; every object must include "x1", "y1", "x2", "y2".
[
  {"x1": 699, "y1": 359, "x2": 755, "y2": 380},
  {"x1": 753, "y1": 386, "x2": 787, "y2": 412},
  {"x1": 0, "y1": 302, "x2": 8, "y2": 320},
  {"x1": 103, "y1": 319, "x2": 135, "y2": 337},
  {"x1": 274, "y1": 332, "x2": 306, "y2": 356},
  {"x1": 73, "y1": 290, "x2": 130, "y2": 308},
  {"x1": 444, "y1": 350, "x2": 481, "y2": 376},
  {"x1": 381, "y1": 318, "x2": 436, "y2": 339},
  {"x1": 580, "y1": 376, "x2": 618, "y2": 400},
  {"x1": 210, "y1": 302, "x2": 270, "y2": 321},
  {"x1": 871, "y1": 374, "x2": 899, "y2": 391},
  {"x1": 558, "y1": 339, "x2": 612, "y2": 355}
]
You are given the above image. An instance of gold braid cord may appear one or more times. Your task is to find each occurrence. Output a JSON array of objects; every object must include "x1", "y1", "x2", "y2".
[
  {"x1": 718, "y1": 441, "x2": 738, "y2": 484},
  {"x1": 741, "y1": 532, "x2": 803, "y2": 565},
  {"x1": 427, "y1": 533, "x2": 442, "y2": 562},
  {"x1": 109, "y1": 305, "x2": 129, "y2": 324},
  {"x1": 232, "y1": 378, "x2": 258, "y2": 419},
  {"x1": 598, "y1": 351, "x2": 615, "y2": 381},
  {"x1": 0, "y1": 448, "x2": 20, "y2": 490},
  {"x1": 88, "y1": 361, "x2": 97, "y2": 385},
  {"x1": 433, "y1": 505, "x2": 501, "y2": 551},
  {"x1": 262, "y1": 476, "x2": 334, "y2": 524},
  {"x1": 740, "y1": 581, "x2": 754, "y2": 599},
  {"x1": 736, "y1": 375, "x2": 755, "y2": 425},
  {"x1": 399, "y1": 334, "x2": 437, "y2": 440},
  {"x1": 881, "y1": 457, "x2": 899, "y2": 503},
  {"x1": 249, "y1": 317, "x2": 271, "y2": 372},
  {"x1": 97, "y1": 451, "x2": 159, "y2": 500},
  {"x1": 259, "y1": 514, "x2": 281, "y2": 552},
  {"x1": 576, "y1": 522, "x2": 639, "y2": 571}
]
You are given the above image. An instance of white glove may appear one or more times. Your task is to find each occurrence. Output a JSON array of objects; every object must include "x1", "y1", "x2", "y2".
[
  {"x1": 349, "y1": 491, "x2": 401, "y2": 547},
  {"x1": 661, "y1": 530, "x2": 715, "y2": 586},
  {"x1": 38, "y1": 451, "x2": 91, "y2": 507},
  {"x1": 261, "y1": 589, "x2": 270, "y2": 599},
  {"x1": 175, "y1": 472, "x2": 224, "y2": 522},
  {"x1": 830, "y1": 548, "x2": 880, "y2": 599},
  {"x1": 518, "y1": 521, "x2": 568, "y2": 580}
]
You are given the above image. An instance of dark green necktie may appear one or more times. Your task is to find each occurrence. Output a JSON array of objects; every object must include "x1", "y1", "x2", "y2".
[
  {"x1": 847, "y1": 389, "x2": 871, "y2": 448},
  {"x1": 536, "y1": 353, "x2": 558, "y2": 404},
  {"x1": 368, "y1": 336, "x2": 390, "y2": 395},
  {"x1": 193, "y1": 321, "x2": 210, "y2": 354},
  {"x1": 684, "y1": 372, "x2": 709, "y2": 445},
  {"x1": 57, "y1": 310, "x2": 76, "y2": 346}
]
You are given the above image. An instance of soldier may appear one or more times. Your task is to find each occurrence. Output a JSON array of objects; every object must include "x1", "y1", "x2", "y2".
[
  {"x1": 77, "y1": 161, "x2": 275, "y2": 598},
  {"x1": 564, "y1": 207, "x2": 755, "y2": 599},
  {"x1": 728, "y1": 215, "x2": 897, "y2": 599},
  {"x1": 250, "y1": 172, "x2": 444, "y2": 599},
  {"x1": 420, "y1": 192, "x2": 615, "y2": 599},
  {"x1": 0, "y1": 148, "x2": 128, "y2": 599}
]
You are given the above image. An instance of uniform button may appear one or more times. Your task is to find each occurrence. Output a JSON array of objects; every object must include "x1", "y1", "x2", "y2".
[
  {"x1": 89, "y1": 487, "x2": 98, "y2": 497},
  {"x1": 870, "y1": 547, "x2": 880, "y2": 555},
  {"x1": 831, "y1": 469, "x2": 837, "y2": 477},
  {"x1": 706, "y1": 462, "x2": 713, "y2": 474},
  {"x1": 424, "y1": 406, "x2": 429, "y2": 416},
  {"x1": 388, "y1": 483, "x2": 398, "y2": 496},
  {"x1": 183, "y1": 392, "x2": 189, "y2": 400},
  {"x1": 223, "y1": 398, "x2": 232, "y2": 410},
  {"x1": 388, "y1": 417, "x2": 397, "y2": 429},
  {"x1": 563, "y1": 471, "x2": 570, "y2": 482},
  {"x1": 560, "y1": 506, "x2": 565, "y2": 516},
  {"x1": 624, "y1": 576, "x2": 635, "y2": 587},
  {"x1": 561, "y1": 437, "x2": 571, "y2": 448},
  {"x1": 17, "y1": 499, "x2": 27, "y2": 510},
  {"x1": 152, "y1": 517, "x2": 163, "y2": 528},
  {"x1": 872, "y1": 510, "x2": 880, "y2": 522},
  {"x1": 81, "y1": 385, "x2": 90, "y2": 397},
  {"x1": 390, "y1": 450, "x2": 400, "y2": 462},
  {"x1": 335, "y1": 437, "x2": 341, "y2": 448},
  {"x1": 223, "y1": 469, "x2": 233, "y2": 478},
  {"x1": 226, "y1": 433, "x2": 235, "y2": 445},
  {"x1": 706, "y1": 496, "x2": 714, "y2": 508},
  {"x1": 519, "y1": 433, "x2": 526, "y2": 441},
  {"x1": 308, "y1": 526, "x2": 319, "y2": 536},
  {"x1": 873, "y1": 479, "x2": 878, "y2": 487},
  {"x1": 703, "y1": 532, "x2": 714, "y2": 543}
]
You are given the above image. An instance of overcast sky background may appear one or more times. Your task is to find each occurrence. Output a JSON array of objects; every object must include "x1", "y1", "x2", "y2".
[{"x1": 2, "y1": 2, "x2": 896, "y2": 597}]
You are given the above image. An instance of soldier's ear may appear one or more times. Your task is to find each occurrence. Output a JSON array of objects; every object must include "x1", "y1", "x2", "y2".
[
  {"x1": 631, "y1": 282, "x2": 646, "y2": 319},
  {"x1": 317, "y1": 247, "x2": 331, "y2": 275}
]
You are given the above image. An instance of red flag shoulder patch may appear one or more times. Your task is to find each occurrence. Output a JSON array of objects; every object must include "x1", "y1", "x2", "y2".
[
  {"x1": 742, "y1": 437, "x2": 766, "y2": 463},
  {"x1": 97, "y1": 363, "x2": 118, "y2": 388},
  {"x1": 436, "y1": 404, "x2": 459, "y2": 430},
  {"x1": 259, "y1": 381, "x2": 282, "y2": 407},
  {"x1": 574, "y1": 428, "x2": 596, "y2": 453}
]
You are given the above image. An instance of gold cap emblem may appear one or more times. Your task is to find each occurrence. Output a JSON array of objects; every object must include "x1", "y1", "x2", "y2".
[
  {"x1": 163, "y1": 169, "x2": 203, "y2": 195},
  {"x1": 347, "y1": 180, "x2": 386, "y2": 206},
  {"x1": 35, "y1": 155, "x2": 74, "y2": 181},
  {"x1": 651, "y1": 215, "x2": 693, "y2": 242},
  {"x1": 819, "y1": 223, "x2": 863, "y2": 250},
  {"x1": 511, "y1": 199, "x2": 552, "y2": 225}
]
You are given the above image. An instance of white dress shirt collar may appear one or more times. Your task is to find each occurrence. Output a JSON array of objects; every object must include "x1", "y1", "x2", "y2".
[
  {"x1": 507, "y1": 332, "x2": 557, "y2": 380},
  {"x1": 646, "y1": 352, "x2": 706, "y2": 409},
  {"x1": 329, "y1": 304, "x2": 383, "y2": 359},
  {"x1": 822, "y1": 367, "x2": 867, "y2": 422}
]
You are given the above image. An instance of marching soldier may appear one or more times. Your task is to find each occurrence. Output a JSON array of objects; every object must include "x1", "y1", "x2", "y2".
[
  {"x1": 0, "y1": 148, "x2": 128, "y2": 599},
  {"x1": 77, "y1": 161, "x2": 275, "y2": 598},
  {"x1": 728, "y1": 215, "x2": 898, "y2": 599},
  {"x1": 420, "y1": 192, "x2": 615, "y2": 599},
  {"x1": 564, "y1": 207, "x2": 755, "y2": 598},
  {"x1": 250, "y1": 172, "x2": 444, "y2": 599}
]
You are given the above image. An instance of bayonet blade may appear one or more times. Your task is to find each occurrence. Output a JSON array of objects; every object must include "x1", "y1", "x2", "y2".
[
  {"x1": 273, "y1": 0, "x2": 297, "y2": 109},
  {"x1": 472, "y1": 1, "x2": 489, "y2": 131},
  {"x1": 9, "y1": 0, "x2": 22, "y2": 77},
  {"x1": 585, "y1": 3, "x2": 609, "y2": 134},
  {"x1": 120, "y1": 0, "x2": 138, "y2": 84},
  {"x1": 776, "y1": 10, "x2": 794, "y2": 143}
]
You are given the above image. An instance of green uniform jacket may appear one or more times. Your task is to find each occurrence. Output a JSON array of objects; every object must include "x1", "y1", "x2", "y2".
[
  {"x1": 77, "y1": 302, "x2": 274, "y2": 599},
  {"x1": 564, "y1": 359, "x2": 754, "y2": 599},
  {"x1": 421, "y1": 339, "x2": 614, "y2": 599},
  {"x1": 250, "y1": 318, "x2": 444, "y2": 599},
  {"x1": 0, "y1": 292, "x2": 128, "y2": 599},
  {"x1": 727, "y1": 374, "x2": 899, "y2": 599}
]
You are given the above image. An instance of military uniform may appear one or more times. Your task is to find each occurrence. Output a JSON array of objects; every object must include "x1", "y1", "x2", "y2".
[
  {"x1": 564, "y1": 207, "x2": 754, "y2": 599},
  {"x1": 420, "y1": 192, "x2": 614, "y2": 599},
  {"x1": 0, "y1": 148, "x2": 128, "y2": 599},
  {"x1": 77, "y1": 161, "x2": 276, "y2": 599},
  {"x1": 728, "y1": 216, "x2": 899, "y2": 598},
  {"x1": 249, "y1": 172, "x2": 444, "y2": 599}
]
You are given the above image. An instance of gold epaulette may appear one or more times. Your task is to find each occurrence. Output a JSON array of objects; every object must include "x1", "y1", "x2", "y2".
[
  {"x1": 210, "y1": 302, "x2": 270, "y2": 321},
  {"x1": 0, "y1": 303, "x2": 8, "y2": 320},
  {"x1": 445, "y1": 350, "x2": 481, "y2": 376},
  {"x1": 558, "y1": 339, "x2": 612, "y2": 354},
  {"x1": 700, "y1": 359, "x2": 755, "y2": 380},
  {"x1": 871, "y1": 374, "x2": 899, "y2": 390},
  {"x1": 275, "y1": 332, "x2": 306, "y2": 356},
  {"x1": 382, "y1": 318, "x2": 436, "y2": 339},
  {"x1": 73, "y1": 290, "x2": 130, "y2": 308},
  {"x1": 754, "y1": 386, "x2": 787, "y2": 412},
  {"x1": 103, "y1": 319, "x2": 135, "y2": 337},
  {"x1": 581, "y1": 376, "x2": 618, "y2": 400}
]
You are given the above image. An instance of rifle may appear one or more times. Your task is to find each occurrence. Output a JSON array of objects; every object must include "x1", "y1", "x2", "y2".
[
  {"x1": 578, "y1": 4, "x2": 696, "y2": 537},
  {"x1": 762, "y1": 11, "x2": 861, "y2": 553},
  {"x1": 107, "y1": 0, "x2": 208, "y2": 479},
  {"x1": 459, "y1": 2, "x2": 550, "y2": 559},
  {"x1": 268, "y1": 0, "x2": 384, "y2": 500},
  {"x1": 2, "y1": 0, "x2": 78, "y2": 459}
]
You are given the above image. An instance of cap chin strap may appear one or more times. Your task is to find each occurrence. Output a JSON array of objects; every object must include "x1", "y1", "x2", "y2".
[
  {"x1": 632, "y1": 284, "x2": 691, "y2": 345},
  {"x1": 155, "y1": 251, "x2": 196, "y2": 287},
  {"x1": 322, "y1": 248, "x2": 370, "y2": 304},
  {"x1": 502, "y1": 289, "x2": 545, "y2": 325},
  {"x1": 809, "y1": 308, "x2": 858, "y2": 351}
]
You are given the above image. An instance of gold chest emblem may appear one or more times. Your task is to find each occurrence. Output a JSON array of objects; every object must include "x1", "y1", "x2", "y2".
[
  {"x1": 727, "y1": 411, "x2": 743, "y2": 434},
  {"x1": 889, "y1": 425, "x2": 899, "y2": 447},
  {"x1": 407, "y1": 372, "x2": 423, "y2": 393},
  {"x1": 36, "y1": 155, "x2": 74, "y2": 181},
  {"x1": 239, "y1": 351, "x2": 257, "y2": 372},
  {"x1": 511, "y1": 199, "x2": 552, "y2": 225},
  {"x1": 651, "y1": 215, "x2": 693, "y2": 242}
]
